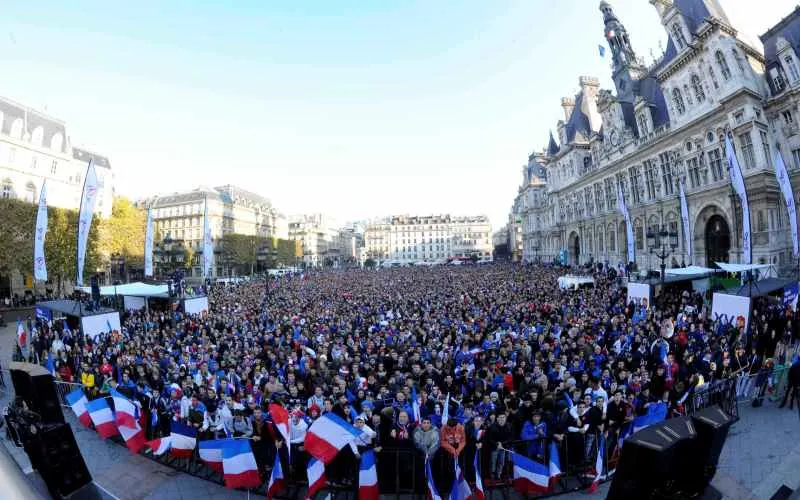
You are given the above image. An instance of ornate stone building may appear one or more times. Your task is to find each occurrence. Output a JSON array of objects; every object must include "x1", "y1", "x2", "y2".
[{"x1": 513, "y1": 0, "x2": 800, "y2": 274}]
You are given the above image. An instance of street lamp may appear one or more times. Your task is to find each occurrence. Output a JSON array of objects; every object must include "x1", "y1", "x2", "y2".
[{"x1": 647, "y1": 224, "x2": 678, "y2": 285}]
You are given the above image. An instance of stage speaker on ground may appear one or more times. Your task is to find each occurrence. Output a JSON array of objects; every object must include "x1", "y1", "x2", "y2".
[
  {"x1": 678, "y1": 405, "x2": 735, "y2": 495},
  {"x1": 27, "y1": 423, "x2": 92, "y2": 499},
  {"x1": 10, "y1": 362, "x2": 65, "y2": 424},
  {"x1": 606, "y1": 416, "x2": 697, "y2": 500}
]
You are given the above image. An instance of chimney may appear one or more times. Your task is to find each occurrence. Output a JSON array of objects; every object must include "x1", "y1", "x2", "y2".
[{"x1": 561, "y1": 97, "x2": 576, "y2": 120}]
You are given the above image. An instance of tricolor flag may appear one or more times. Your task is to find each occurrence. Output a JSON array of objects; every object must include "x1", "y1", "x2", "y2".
[
  {"x1": 441, "y1": 393, "x2": 451, "y2": 424},
  {"x1": 269, "y1": 403, "x2": 291, "y2": 457},
  {"x1": 146, "y1": 436, "x2": 172, "y2": 456},
  {"x1": 358, "y1": 450, "x2": 379, "y2": 500},
  {"x1": 86, "y1": 397, "x2": 119, "y2": 439},
  {"x1": 65, "y1": 388, "x2": 92, "y2": 428},
  {"x1": 587, "y1": 436, "x2": 607, "y2": 494},
  {"x1": 118, "y1": 421, "x2": 146, "y2": 454},
  {"x1": 307, "y1": 457, "x2": 327, "y2": 500},
  {"x1": 16, "y1": 319, "x2": 26, "y2": 349},
  {"x1": 222, "y1": 439, "x2": 261, "y2": 490},
  {"x1": 548, "y1": 441, "x2": 561, "y2": 489},
  {"x1": 266, "y1": 449, "x2": 285, "y2": 498},
  {"x1": 450, "y1": 459, "x2": 472, "y2": 500},
  {"x1": 425, "y1": 459, "x2": 442, "y2": 500},
  {"x1": 199, "y1": 439, "x2": 226, "y2": 473},
  {"x1": 110, "y1": 389, "x2": 138, "y2": 429},
  {"x1": 473, "y1": 451, "x2": 485, "y2": 500},
  {"x1": 170, "y1": 421, "x2": 197, "y2": 458},
  {"x1": 511, "y1": 452, "x2": 549, "y2": 494},
  {"x1": 411, "y1": 386, "x2": 421, "y2": 423},
  {"x1": 305, "y1": 413, "x2": 362, "y2": 464}
]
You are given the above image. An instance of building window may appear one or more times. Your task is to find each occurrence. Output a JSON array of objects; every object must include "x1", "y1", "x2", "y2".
[
  {"x1": 739, "y1": 132, "x2": 755, "y2": 169},
  {"x1": 691, "y1": 74, "x2": 705, "y2": 103},
  {"x1": 637, "y1": 113, "x2": 649, "y2": 135},
  {"x1": 716, "y1": 51, "x2": 731, "y2": 80},
  {"x1": 785, "y1": 55, "x2": 800, "y2": 82},
  {"x1": 792, "y1": 148, "x2": 800, "y2": 170},
  {"x1": 672, "y1": 23, "x2": 687, "y2": 50},
  {"x1": 659, "y1": 152, "x2": 674, "y2": 196},
  {"x1": 783, "y1": 110, "x2": 794, "y2": 125},
  {"x1": 629, "y1": 167, "x2": 641, "y2": 204},
  {"x1": 683, "y1": 84, "x2": 693, "y2": 105},
  {"x1": 708, "y1": 148, "x2": 724, "y2": 181},
  {"x1": 584, "y1": 188, "x2": 593, "y2": 216},
  {"x1": 687, "y1": 157, "x2": 701, "y2": 188},
  {"x1": 760, "y1": 130, "x2": 772, "y2": 169},
  {"x1": 31, "y1": 126, "x2": 44, "y2": 147},
  {"x1": 25, "y1": 183, "x2": 35, "y2": 203},
  {"x1": 595, "y1": 184, "x2": 604, "y2": 212},
  {"x1": 10, "y1": 118, "x2": 23, "y2": 139},
  {"x1": 672, "y1": 88, "x2": 685, "y2": 115},
  {"x1": 771, "y1": 67, "x2": 788, "y2": 93},
  {"x1": 708, "y1": 66, "x2": 719, "y2": 89},
  {"x1": 608, "y1": 230, "x2": 616, "y2": 251},
  {"x1": 644, "y1": 160, "x2": 657, "y2": 199},
  {"x1": 1, "y1": 181, "x2": 12, "y2": 199},
  {"x1": 757, "y1": 210, "x2": 766, "y2": 232},
  {"x1": 635, "y1": 222, "x2": 644, "y2": 250},
  {"x1": 605, "y1": 178, "x2": 615, "y2": 206},
  {"x1": 50, "y1": 160, "x2": 57, "y2": 174},
  {"x1": 30, "y1": 156, "x2": 38, "y2": 170}
]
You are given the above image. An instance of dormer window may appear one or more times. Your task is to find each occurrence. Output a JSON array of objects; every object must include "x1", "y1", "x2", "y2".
[
  {"x1": 784, "y1": 55, "x2": 800, "y2": 82},
  {"x1": 671, "y1": 23, "x2": 687, "y2": 50},
  {"x1": 770, "y1": 67, "x2": 787, "y2": 93}
]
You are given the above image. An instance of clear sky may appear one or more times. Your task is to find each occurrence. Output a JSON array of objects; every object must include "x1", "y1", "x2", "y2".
[{"x1": 0, "y1": 0, "x2": 795, "y2": 229}]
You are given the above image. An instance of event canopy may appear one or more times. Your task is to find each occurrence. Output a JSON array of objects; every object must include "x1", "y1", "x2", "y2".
[
  {"x1": 557, "y1": 275, "x2": 595, "y2": 290},
  {"x1": 664, "y1": 266, "x2": 716, "y2": 276},
  {"x1": 714, "y1": 262, "x2": 771, "y2": 273},
  {"x1": 720, "y1": 277, "x2": 795, "y2": 298},
  {"x1": 77, "y1": 282, "x2": 169, "y2": 298}
]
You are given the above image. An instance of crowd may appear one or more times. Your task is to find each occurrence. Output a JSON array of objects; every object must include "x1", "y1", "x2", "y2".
[{"x1": 19, "y1": 264, "x2": 800, "y2": 494}]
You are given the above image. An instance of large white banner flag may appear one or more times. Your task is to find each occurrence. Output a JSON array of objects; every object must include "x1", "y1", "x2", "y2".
[
  {"x1": 774, "y1": 151, "x2": 798, "y2": 257},
  {"x1": 144, "y1": 205, "x2": 154, "y2": 277},
  {"x1": 617, "y1": 180, "x2": 635, "y2": 264},
  {"x1": 679, "y1": 179, "x2": 692, "y2": 261},
  {"x1": 34, "y1": 182, "x2": 48, "y2": 281},
  {"x1": 203, "y1": 197, "x2": 213, "y2": 278},
  {"x1": 725, "y1": 135, "x2": 751, "y2": 264},
  {"x1": 76, "y1": 160, "x2": 98, "y2": 285}
]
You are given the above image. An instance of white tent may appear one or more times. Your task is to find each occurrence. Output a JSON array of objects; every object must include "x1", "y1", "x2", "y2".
[
  {"x1": 665, "y1": 266, "x2": 716, "y2": 276},
  {"x1": 714, "y1": 262, "x2": 771, "y2": 273},
  {"x1": 78, "y1": 282, "x2": 169, "y2": 297}
]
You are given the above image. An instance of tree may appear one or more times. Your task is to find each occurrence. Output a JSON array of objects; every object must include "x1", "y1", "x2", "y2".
[
  {"x1": 183, "y1": 246, "x2": 195, "y2": 271},
  {"x1": 98, "y1": 196, "x2": 146, "y2": 266},
  {"x1": 221, "y1": 233, "x2": 263, "y2": 275},
  {"x1": 469, "y1": 254, "x2": 479, "y2": 264},
  {"x1": 0, "y1": 198, "x2": 36, "y2": 276},
  {"x1": 364, "y1": 258, "x2": 377, "y2": 269}
]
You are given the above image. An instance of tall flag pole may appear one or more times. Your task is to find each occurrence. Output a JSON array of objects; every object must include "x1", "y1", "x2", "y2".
[
  {"x1": 725, "y1": 135, "x2": 751, "y2": 264},
  {"x1": 203, "y1": 194, "x2": 213, "y2": 279},
  {"x1": 679, "y1": 179, "x2": 692, "y2": 264},
  {"x1": 76, "y1": 159, "x2": 99, "y2": 285},
  {"x1": 774, "y1": 150, "x2": 798, "y2": 257},
  {"x1": 34, "y1": 182, "x2": 49, "y2": 281},
  {"x1": 144, "y1": 202, "x2": 154, "y2": 277},
  {"x1": 616, "y1": 180, "x2": 635, "y2": 265}
]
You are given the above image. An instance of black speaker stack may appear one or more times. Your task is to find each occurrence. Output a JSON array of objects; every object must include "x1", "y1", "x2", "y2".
[
  {"x1": 607, "y1": 405, "x2": 735, "y2": 500},
  {"x1": 9, "y1": 362, "x2": 93, "y2": 499}
]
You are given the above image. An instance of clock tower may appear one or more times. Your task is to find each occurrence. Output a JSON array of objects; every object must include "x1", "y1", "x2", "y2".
[{"x1": 599, "y1": 1, "x2": 646, "y2": 103}]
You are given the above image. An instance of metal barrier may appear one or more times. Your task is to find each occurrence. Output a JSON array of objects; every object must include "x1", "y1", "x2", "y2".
[
  {"x1": 685, "y1": 377, "x2": 739, "y2": 419},
  {"x1": 734, "y1": 365, "x2": 790, "y2": 405}
]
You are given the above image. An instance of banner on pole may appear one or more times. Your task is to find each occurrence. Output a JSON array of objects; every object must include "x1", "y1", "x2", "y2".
[{"x1": 34, "y1": 182, "x2": 49, "y2": 281}]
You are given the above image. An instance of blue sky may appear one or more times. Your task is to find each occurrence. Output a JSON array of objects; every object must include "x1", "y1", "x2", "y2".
[{"x1": 0, "y1": 0, "x2": 794, "y2": 228}]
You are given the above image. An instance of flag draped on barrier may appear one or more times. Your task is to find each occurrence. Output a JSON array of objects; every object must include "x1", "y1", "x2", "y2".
[
  {"x1": 76, "y1": 159, "x2": 98, "y2": 285},
  {"x1": 34, "y1": 182, "x2": 48, "y2": 281},
  {"x1": 725, "y1": 135, "x2": 751, "y2": 264}
]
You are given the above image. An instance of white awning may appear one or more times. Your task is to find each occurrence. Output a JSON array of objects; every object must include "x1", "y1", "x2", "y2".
[
  {"x1": 715, "y1": 262, "x2": 771, "y2": 273},
  {"x1": 665, "y1": 266, "x2": 716, "y2": 276},
  {"x1": 557, "y1": 276, "x2": 595, "y2": 289},
  {"x1": 78, "y1": 282, "x2": 169, "y2": 298}
]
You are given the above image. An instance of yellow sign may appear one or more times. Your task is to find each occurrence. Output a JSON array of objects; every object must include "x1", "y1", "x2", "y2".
[
  {"x1": 24, "y1": 274, "x2": 33, "y2": 289},
  {"x1": 295, "y1": 240, "x2": 302, "y2": 257}
]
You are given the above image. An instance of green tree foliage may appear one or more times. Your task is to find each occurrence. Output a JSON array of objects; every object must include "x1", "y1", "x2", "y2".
[
  {"x1": 220, "y1": 234, "x2": 300, "y2": 273},
  {"x1": 183, "y1": 246, "x2": 195, "y2": 271},
  {"x1": 0, "y1": 198, "x2": 36, "y2": 275},
  {"x1": 364, "y1": 258, "x2": 376, "y2": 269},
  {"x1": 98, "y1": 196, "x2": 146, "y2": 266},
  {"x1": 274, "y1": 238, "x2": 297, "y2": 267}
]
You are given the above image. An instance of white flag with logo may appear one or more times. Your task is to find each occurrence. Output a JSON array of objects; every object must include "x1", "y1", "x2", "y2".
[
  {"x1": 144, "y1": 206, "x2": 154, "y2": 277},
  {"x1": 203, "y1": 198, "x2": 213, "y2": 278},
  {"x1": 679, "y1": 180, "x2": 692, "y2": 260},
  {"x1": 617, "y1": 181, "x2": 635, "y2": 264},
  {"x1": 34, "y1": 182, "x2": 48, "y2": 281},
  {"x1": 725, "y1": 136, "x2": 751, "y2": 264},
  {"x1": 76, "y1": 160, "x2": 98, "y2": 285},
  {"x1": 774, "y1": 151, "x2": 798, "y2": 257}
]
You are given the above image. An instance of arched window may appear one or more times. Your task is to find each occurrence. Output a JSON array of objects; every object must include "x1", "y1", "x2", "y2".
[
  {"x1": 708, "y1": 65, "x2": 719, "y2": 89},
  {"x1": 1, "y1": 179, "x2": 12, "y2": 199},
  {"x1": 50, "y1": 133, "x2": 64, "y2": 151},
  {"x1": 785, "y1": 55, "x2": 800, "y2": 82},
  {"x1": 672, "y1": 23, "x2": 687, "y2": 50},
  {"x1": 672, "y1": 88, "x2": 686, "y2": 115},
  {"x1": 716, "y1": 50, "x2": 731, "y2": 80},
  {"x1": 31, "y1": 126, "x2": 44, "y2": 147},
  {"x1": 25, "y1": 182, "x2": 36, "y2": 203},
  {"x1": 691, "y1": 74, "x2": 706, "y2": 103},
  {"x1": 10, "y1": 118, "x2": 23, "y2": 139}
]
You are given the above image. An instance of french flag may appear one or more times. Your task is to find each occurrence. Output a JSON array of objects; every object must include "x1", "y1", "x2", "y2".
[
  {"x1": 269, "y1": 403, "x2": 291, "y2": 456},
  {"x1": 199, "y1": 439, "x2": 226, "y2": 473},
  {"x1": 65, "y1": 388, "x2": 92, "y2": 428},
  {"x1": 222, "y1": 439, "x2": 262, "y2": 490},
  {"x1": 119, "y1": 422, "x2": 146, "y2": 454},
  {"x1": 473, "y1": 451, "x2": 485, "y2": 500},
  {"x1": 146, "y1": 436, "x2": 172, "y2": 456},
  {"x1": 16, "y1": 320, "x2": 26, "y2": 348},
  {"x1": 548, "y1": 441, "x2": 561, "y2": 489},
  {"x1": 511, "y1": 452, "x2": 549, "y2": 494},
  {"x1": 266, "y1": 448, "x2": 285, "y2": 498},
  {"x1": 86, "y1": 398, "x2": 119, "y2": 439},
  {"x1": 170, "y1": 421, "x2": 197, "y2": 458},
  {"x1": 411, "y1": 386, "x2": 421, "y2": 423},
  {"x1": 305, "y1": 413, "x2": 362, "y2": 464},
  {"x1": 587, "y1": 436, "x2": 606, "y2": 494},
  {"x1": 358, "y1": 450, "x2": 379, "y2": 500},
  {"x1": 307, "y1": 457, "x2": 327, "y2": 500},
  {"x1": 425, "y1": 459, "x2": 442, "y2": 500},
  {"x1": 450, "y1": 459, "x2": 472, "y2": 500},
  {"x1": 110, "y1": 389, "x2": 138, "y2": 429}
]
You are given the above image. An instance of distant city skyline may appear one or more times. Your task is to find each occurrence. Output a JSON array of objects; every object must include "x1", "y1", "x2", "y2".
[{"x1": 0, "y1": 0, "x2": 794, "y2": 228}]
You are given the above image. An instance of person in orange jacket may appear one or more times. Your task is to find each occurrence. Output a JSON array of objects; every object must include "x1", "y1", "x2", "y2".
[{"x1": 440, "y1": 417, "x2": 466, "y2": 457}]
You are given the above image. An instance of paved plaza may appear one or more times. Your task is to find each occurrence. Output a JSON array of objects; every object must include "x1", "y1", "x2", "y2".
[{"x1": 0, "y1": 322, "x2": 797, "y2": 500}]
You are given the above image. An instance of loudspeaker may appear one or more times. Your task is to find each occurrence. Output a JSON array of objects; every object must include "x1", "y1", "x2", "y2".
[
  {"x1": 10, "y1": 362, "x2": 65, "y2": 424},
  {"x1": 679, "y1": 406, "x2": 735, "y2": 495},
  {"x1": 606, "y1": 416, "x2": 697, "y2": 500},
  {"x1": 90, "y1": 276, "x2": 100, "y2": 303},
  {"x1": 27, "y1": 423, "x2": 92, "y2": 498}
]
